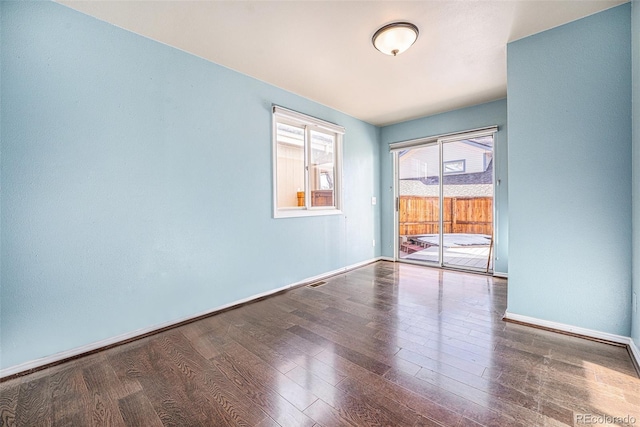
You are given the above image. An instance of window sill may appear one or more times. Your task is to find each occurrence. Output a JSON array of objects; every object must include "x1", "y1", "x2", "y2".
[{"x1": 274, "y1": 208, "x2": 343, "y2": 219}]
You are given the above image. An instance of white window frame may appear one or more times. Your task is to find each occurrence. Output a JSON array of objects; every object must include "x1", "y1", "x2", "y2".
[
  {"x1": 443, "y1": 159, "x2": 466, "y2": 174},
  {"x1": 272, "y1": 105, "x2": 344, "y2": 218}
]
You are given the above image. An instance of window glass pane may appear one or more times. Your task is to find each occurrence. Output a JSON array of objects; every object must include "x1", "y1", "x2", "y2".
[
  {"x1": 276, "y1": 123, "x2": 305, "y2": 209},
  {"x1": 443, "y1": 160, "x2": 465, "y2": 174},
  {"x1": 309, "y1": 130, "x2": 335, "y2": 207}
]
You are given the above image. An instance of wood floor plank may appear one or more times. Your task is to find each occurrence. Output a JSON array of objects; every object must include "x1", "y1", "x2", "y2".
[
  {"x1": 383, "y1": 365, "x2": 527, "y2": 427},
  {"x1": 284, "y1": 365, "x2": 351, "y2": 408},
  {"x1": 267, "y1": 295, "x2": 404, "y2": 365},
  {"x1": 15, "y1": 376, "x2": 52, "y2": 427},
  {"x1": 81, "y1": 362, "x2": 127, "y2": 426},
  {"x1": 287, "y1": 325, "x2": 391, "y2": 376},
  {"x1": 225, "y1": 323, "x2": 299, "y2": 374},
  {"x1": 211, "y1": 350, "x2": 316, "y2": 427},
  {"x1": 151, "y1": 331, "x2": 271, "y2": 426},
  {"x1": 253, "y1": 415, "x2": 282, "y2": 427},
  {"x1": 117, "y1": 391, "x2": 164, "y2": 427},
  {"x1": 303, "y1": 398, "x2": 357, "y2": 427},
  {"x1": 178, "y1": 322, "x2": 223, "y2": 360},
  {"x1": 4, "y1": 261, "x2": 640, "y2": 427},
  {"x1": 106, "y1": 348, "x2": 145, "y2": 401},
  {"x1": 390, "y1": 332, "x2": 497, "y2": 373},
  {"x1": 303, "y1": 392, "x2": 404, "y2": 427},
  {"x1": 295, "y1": 294, "x2": 391, "y2": 326},
  {"x1": 291, "y1": 355, "x2": 347, "y2": 387},
  {"x1": 219, "y1": 339, "x2": 319, "y2": 412},
  {"x1": 0, "y1": 380, "x2": 20, "y2": 427},
  {"x1": 221, "y1": 309, "x2": 312, "y2": 364},
  {"x1": 287, "y1": 307, "x2": 402, "y2": 359},
  {"x1": 397, "y1": 346, "x2": 487, "y2": 377},
  {"x1": 50, "y1": 367, "x2": 90, "y2": 427},
  {"x1": 117, "y1": 344, "x2": 206, "y2": 426},
  {"x1": 334, "y1": 377, "x2": 423, "y2": 426},
  {"x1": 225, "y1": 308, "x2": 325, "y2": 357},
  {"x1": 314, "y1": 349, "x2": 462, "y2": 427}
]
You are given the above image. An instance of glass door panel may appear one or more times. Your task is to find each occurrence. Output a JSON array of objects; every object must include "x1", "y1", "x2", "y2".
[
  {"x1": 397, "y1": 144, "x2": 440, "y2": 265},
  {"x1": 441, "y1": 137, "x2": 494, "y2": 272}
]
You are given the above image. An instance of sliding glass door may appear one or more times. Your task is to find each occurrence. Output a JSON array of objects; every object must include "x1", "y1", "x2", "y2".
[
  {"x1": 441, "y1": 136, "x2": 494, "y2": 271},
  {"x1": 396, "y1": 133, "x2": 494, "y2": 273},
  {"x1": 397, "y1": 143, "x2": 441, "y2": 266}
]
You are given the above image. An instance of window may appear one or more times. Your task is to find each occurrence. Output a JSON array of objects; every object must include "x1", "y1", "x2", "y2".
[
  {"x1": 443, "y1": 159, "x2": 465, "y2": 174},
  {"x1": 273, "y1": 106, "x2": 343, "y2": 218}
]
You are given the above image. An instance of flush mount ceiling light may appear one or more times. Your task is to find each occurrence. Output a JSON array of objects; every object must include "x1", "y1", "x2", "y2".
[{"x1": 372, "y1": 22, "x2": 419, "y2": 56}]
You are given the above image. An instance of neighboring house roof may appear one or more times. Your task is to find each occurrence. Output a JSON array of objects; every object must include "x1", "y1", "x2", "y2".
[
  {"x1": 399, "y1": 159, "x2": 494, "y2": 197},
  {"x1": 412, "y1": 158, "x2": 493, "y2": 185},
  {"x1": 463, "y1": 137, "x2": 493, "y2": 150}
]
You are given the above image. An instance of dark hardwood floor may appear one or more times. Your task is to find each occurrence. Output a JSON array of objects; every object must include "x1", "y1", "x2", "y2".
[{"x1": 2, "y1": 261, "x2": 639, "y2": 426}]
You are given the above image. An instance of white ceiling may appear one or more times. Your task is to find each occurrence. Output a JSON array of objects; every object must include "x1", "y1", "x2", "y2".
[{"x1": 58, "y1": 0, "x2": 627, "y2": 126}]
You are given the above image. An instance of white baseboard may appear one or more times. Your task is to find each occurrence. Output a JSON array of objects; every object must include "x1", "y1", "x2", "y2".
[
  {"x1": 493, "y1": 271, "x2": 508, "y2": 278},
  {"x1": 503, "y1": 312, "x2": 631, "y2": 345},
  {"x1": 379, "y1": 256, "x2": 395, "y2": 262},
  {"x1": 0, "y1": 257, "x2": 382, "y2": 379},
  {"x1": 629, "y1": 339, "x2": 640, "y2": 373}
]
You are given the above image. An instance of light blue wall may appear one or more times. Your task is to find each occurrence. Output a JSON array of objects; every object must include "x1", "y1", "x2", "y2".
[
  {"x1": 507, "y1": 4, "x2": 632, "y2": 335},
  {"x1": 379, "y1": 99, "x2": 509, "y2": 274},
  {"x1": 632, "y1": 0, "x2": 640, "y2": 347},
  {"x1": 0, "y1": 1, "x2": 381, "y2": 370}
]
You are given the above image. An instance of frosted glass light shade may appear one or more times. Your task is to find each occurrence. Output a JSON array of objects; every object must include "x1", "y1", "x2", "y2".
[{"x1": 372, "y1": 22, "x2": 419, "y2": 56}]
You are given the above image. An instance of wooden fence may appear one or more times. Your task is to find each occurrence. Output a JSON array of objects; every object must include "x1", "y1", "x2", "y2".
[{"x1": 399, "y1": 196, "x2": 493, "y2": 236}]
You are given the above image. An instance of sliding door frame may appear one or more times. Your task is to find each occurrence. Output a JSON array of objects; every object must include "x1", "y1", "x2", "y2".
[{"x1": 391, "y1": 126, "x2": 498, "y2": 273}]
